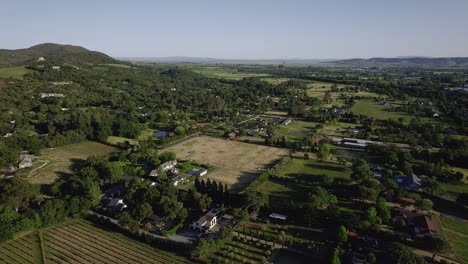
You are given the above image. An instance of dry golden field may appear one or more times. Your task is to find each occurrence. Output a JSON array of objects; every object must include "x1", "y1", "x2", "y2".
[
  {"x1": 23, "y1": 141, "x2": 119, "y2": 185},
  {"x1": 164, "y1": 136, "x2": 289, "y2": 191}
]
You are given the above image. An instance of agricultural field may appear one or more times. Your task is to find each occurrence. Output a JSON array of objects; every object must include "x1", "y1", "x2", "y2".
[
  {"x1": 0, "y1": 231, "x2": 43, "y2": 263},
  {"x1": 441, "y1": 217, "x2": 468, "y2": 263},
  {"x1": 164, "y1": 136, "x2": 289, "y2": 191},
  {"x1": 193, "y1": 66, "x2": 270, "y2": 80},
  {"x1": 0, "y1": 66, "x2": 31, "y2": 79},
  {"x1": 22, "y1": 141, "x2": 119, "y2": 185},
  {"x1": 207, "y1": 236, "x2": 269, "y2": 264},
  {"x1": 0, "y1": 220, "x2": 190, "y2": 264},
  {"x1": 351, "y1": 99, "x2": 412, "y2": 123}
]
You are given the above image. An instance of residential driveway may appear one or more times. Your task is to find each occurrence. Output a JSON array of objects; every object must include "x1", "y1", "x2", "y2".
[{"x1": 89, "y1": 211, "x2": 195, "y2": 244}]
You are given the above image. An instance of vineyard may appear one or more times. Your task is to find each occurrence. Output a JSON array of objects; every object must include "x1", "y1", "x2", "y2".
[
  {"x1": 0, "y1": 220, "x2": 191, "y2": 264},
  {"x1": 0, "y1": 232, "x2": 43, "y2": 263},
  {"x1": 23, "y1": 141, "x2": 119, "y2": 185}
]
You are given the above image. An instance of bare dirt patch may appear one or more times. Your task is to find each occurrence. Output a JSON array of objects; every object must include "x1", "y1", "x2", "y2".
[{"x1": 164, "y1": 136, "x2": 289, "y2": 191}]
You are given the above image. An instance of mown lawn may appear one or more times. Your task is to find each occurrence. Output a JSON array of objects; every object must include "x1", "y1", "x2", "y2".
[
  {"x1": 441, "y1": 217, "x2": 468, "y2": 236},
  {"x1": 351, "y1": 100, "x2": 412, "y2": 123},
  {"x1": 275, "y1": 120, "x2": 319, "y2": 141},
  {"x1": 278, "y1": 158, "x2": 351, "y2": 179},
  {"x1": 441, "y1": 217, "x2": 468, "y2": 263}
]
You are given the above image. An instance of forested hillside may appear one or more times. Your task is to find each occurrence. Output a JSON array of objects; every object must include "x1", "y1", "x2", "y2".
[{"x1": 0, "y1": 43, "x2": 116, "y2": 66}]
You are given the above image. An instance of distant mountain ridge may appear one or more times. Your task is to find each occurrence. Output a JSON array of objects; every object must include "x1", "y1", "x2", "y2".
[
  {"x1": 119, "y1": 56, "x2": 326, "y2": 64},
  {"x1": 325, "y1": 57, "x2": 468, "y2": 68},
  {"x1": 0, "y1": 43, "x2": 116, "y2": 66}
]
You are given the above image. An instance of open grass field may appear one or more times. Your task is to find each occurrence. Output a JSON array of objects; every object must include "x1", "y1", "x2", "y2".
[
  {"x1": 351, "y1": 100, "x2": 412, "y2": 122},
  {"x1": 277, "y1": 158, "x2": 351, "y2": 179},
  {"x1": 0, "y1": 66, "x2": 31, "y2": 79},
  {"x1": 0, "y1": 220, "x2": 190, "y2": 264},
  {"x1": 276, "y1": 120, "x2": 317, "y2": 141},
  {"x1": 164, "y1": 136, "x2": 289, "y2": 191},
  {"x1": 441, "y1": 217, "x2": 468, "y2": 263},
  {"x1": 22, "y1": 141, "x2": 119, "y2": 185},
  {"x1": 193, "y1": 67, "x2": 270, "y2": 80}
]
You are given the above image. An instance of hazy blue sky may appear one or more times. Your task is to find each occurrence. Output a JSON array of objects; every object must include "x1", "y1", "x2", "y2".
[{"x1": 1, "y1": 0, "x2": 468, "y2": 59}]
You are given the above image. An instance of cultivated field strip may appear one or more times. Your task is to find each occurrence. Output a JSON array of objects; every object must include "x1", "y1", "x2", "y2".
[
  {"x1": 42, "y1": 220, "x2": 191, "y2": 264},
  {"x1": 0, "y1": 232, "x2": 42, "y2": 264}
]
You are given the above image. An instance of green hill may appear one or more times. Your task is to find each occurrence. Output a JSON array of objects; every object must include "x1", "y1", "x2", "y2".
[{"x1": 0, "y1": 43, "x2": 116, "y2": 66}]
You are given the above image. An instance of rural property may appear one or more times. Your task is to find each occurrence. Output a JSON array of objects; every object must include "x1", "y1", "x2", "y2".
[{"x1": 164, "y1": 136, "x2": 289, "y2": 191}]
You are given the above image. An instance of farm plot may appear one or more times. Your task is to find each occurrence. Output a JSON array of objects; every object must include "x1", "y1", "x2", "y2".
[
  {"x1": 164, "y1": 136, "x2": 289, "y2": 191},
  {"x1": 42, "y1": 220, "x2": 190, "y2": 264},
  {"x1": 23, "y1": 141, "x2": 119, "y2": 185},
  {"x1": 0, "y1": 231, "x2": 43, "y2": 264},
  {"x1": 441, "y1": 217, "x2": 468, "y2": 263}
]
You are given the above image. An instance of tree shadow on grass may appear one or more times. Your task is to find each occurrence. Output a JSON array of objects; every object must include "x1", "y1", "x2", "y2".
[{"x1": 304, "y1": 163, "x2": 346, "y2": 172}]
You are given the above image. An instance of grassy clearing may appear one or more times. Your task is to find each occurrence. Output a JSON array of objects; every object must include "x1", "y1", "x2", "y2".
[
  {"x1": 164, "y1": 136, "x2": 289, "y2": 191},
  {"x1": 0, "y1": 66, "x2": 31, "y2": 79},
  {"x1": 277, "y1": 158, "x2": 351, "y2": 179},
  {"x1": 23, "y1": 141, "x2": 119, "y2": 185},
  {"x1": 275, "y1": 120, "x2": 318, "y2": 141},
  {"x1": 440, "y1": 217, "x2": 468, "y2": 263},
  {"x1": 107, "y1": 136, "x2": 139, "y2": 146},
  {"x1": 439, "y1": 182, "x2": 468, "y2": 201},
  {"x1": 193, "y1": 67, "x2": 270, "y2": 80},
  {"x1": 441, "y1": 217, "x2": 468, "y2": 236},
  {"x1": 102, "y1": 63, "x2": 132, "y2": 68},
  {"x1": 351, "y1": 100, "x2": 412, "y2": 122},
  {"x1": 260, "y1": 77, "x2": 291, "y2": 85}
]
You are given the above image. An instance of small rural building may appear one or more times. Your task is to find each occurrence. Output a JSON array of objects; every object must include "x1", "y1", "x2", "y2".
[
  {"x1": 149, "y1": 169, "x2": 159, "y2": 177},
  {"x1": 149, "y1": 160, "x2": 178, "y2": 177},
  {"x1": 105, "y1": 198, "x2": 127, "y2": 212},
  {"x1": 269, "y1": 213, "x2": 287, "y2": 223},
  {"x1": 39, "y1": 93, "x2": 65, "y2": 98},
  {"x1": 191, "y1": 209, "x2": 219, "y2": 233},
  {"x1": 52, "y1": 66, "x2": 61, "y2": 70},
  {"x1": 18, "y1": 151, "x2": 34, "y2": 169},
  {"x1": 171, "y1": 176, "x2": 185, "y2": 186},
  {"x1": 1, "y1": 167, "x2": 16, "y2": 178},
  {"x1": 188, "y1": 169, "x2": 208, "y2": 177},
  {"x1": 226, "y1": 132, "x2": 236, "y2": 140},
  {"x1": 392, "y1": 208, "x2": 440, "y2": 237},
  {"x1": 154, "y1": 131, "x2": 169, "y2": 138},
  {"x1": 281, "y1": 118, "x2": 292, "y2": 125},
  {"x1": 396, "y1": 173, "x2": 422, "y2": 191},
  {"x1": 37, "y1": 57, "x2": 45, "y2": 61}
]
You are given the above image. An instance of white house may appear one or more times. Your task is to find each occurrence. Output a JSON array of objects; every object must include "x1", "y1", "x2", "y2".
[
  {"x1": 149, "y1": 160, "x2": 178, "y2": 177},
  {"x1": 189, "y1": 169, "x2": 208, "y2": 177},
  {"x1": 37, "y1": 57, "x2": 45, "y2": 62},
  {"x1": 18, "y1": 151, "x2": 34, "y2": 169},
  {"x1": 52, "y1": 66, "x2": 61, "y2": 70},
  {"x1": 191, "y1": 209, "x2": 218, "y2": 233},
  {"x1": 39, "y1": 93, "x2": 65, "y2": 98}
]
